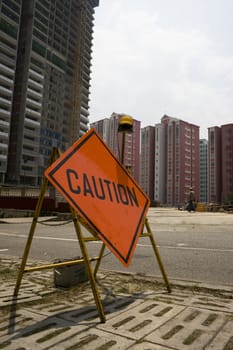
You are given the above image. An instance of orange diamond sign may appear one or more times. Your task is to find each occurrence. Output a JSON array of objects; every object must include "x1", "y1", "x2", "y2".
[{"x1": 45, "y1": 128, "x2": 150, "y2": 266}]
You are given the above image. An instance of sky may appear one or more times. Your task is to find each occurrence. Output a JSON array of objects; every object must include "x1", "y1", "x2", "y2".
[{"x1": 89, "y1": 0, "x2": 233, "y2": 139}]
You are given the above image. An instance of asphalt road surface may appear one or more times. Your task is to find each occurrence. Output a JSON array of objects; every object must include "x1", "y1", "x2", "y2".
[{"x1": 0, "y1": 208, "x2": 233, "y2": 286}]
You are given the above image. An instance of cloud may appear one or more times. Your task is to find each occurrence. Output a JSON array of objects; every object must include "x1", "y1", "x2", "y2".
[{"x1": 90, "y1": 1, "x2": 233, "y2": 138}]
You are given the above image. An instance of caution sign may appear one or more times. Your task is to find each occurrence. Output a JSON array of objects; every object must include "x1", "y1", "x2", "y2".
[{"x1": 45, "y1": 128, "x2": 150, "y2": 267}]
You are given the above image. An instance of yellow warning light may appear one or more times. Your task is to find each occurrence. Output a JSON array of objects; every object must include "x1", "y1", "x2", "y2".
[{"x1": 118, "y1": 115, "x2": 133, "y2": 132}]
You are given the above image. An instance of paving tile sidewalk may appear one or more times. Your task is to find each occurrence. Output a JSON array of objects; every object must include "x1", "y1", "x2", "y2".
[{"x1": 0, "y1": 257, "x2": 233, "y2": 350}]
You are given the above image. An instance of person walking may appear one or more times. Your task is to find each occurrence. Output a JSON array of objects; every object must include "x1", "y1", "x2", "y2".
[{"x1": 187, "y1": 187, "x2": 196, "y2": 212}]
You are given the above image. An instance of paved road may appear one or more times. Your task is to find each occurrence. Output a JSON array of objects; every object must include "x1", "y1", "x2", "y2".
[{"x1": 0, "y1": 208, "x2": 233, "y2": 286}]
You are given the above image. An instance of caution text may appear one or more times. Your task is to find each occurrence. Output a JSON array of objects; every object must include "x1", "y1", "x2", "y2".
[{"x1": 66, "y1": 169, "x2": 139, "y2": 207}]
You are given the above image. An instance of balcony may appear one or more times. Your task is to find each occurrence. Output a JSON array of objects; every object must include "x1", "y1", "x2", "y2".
[
  {"x1": 29, "y1": 68, "x2": 44, "y2": 80},
  {"x1": 0, "y1": 74, "x2": 13, "y2": 85},
  {"x1": 0, "y1": 142, "x2": 8, "y2": 150},
  {"x1": 0, "y1": 97, "x2": 11, "y2": 106},
  {"x1": 0, "y1": 85, "x2": 12, "y2": 96},
  {"x1": 26, "y1": 97, "x2": 42, "y2": 109},
  {"x1": 0, "y1": 119, "x2": 10, "y2": 128},
  {"x1": 28, "y1": 78, "x2": 43, "y2": 90},
  {"x1": 25, "y1": 107, "x2": 41, "y2": 119},
  {"x1": 24, "y1": 117, "x2": 40, "y2": 128},
  {"x1": 27, "y1": 88, "x2": 42, "y2": 100},
  {"x1": 0, "y1": 109, "x2": 10, "y2": 118},
  {"x1": 0, "y1": 63, "x2": 14, "y2": 75},
  {"x1": 0, "y1": 154, "x2": 7, "y2": 160},
  {"x1": 0, "y1": 131, "x2": 8, "y2": 139}
]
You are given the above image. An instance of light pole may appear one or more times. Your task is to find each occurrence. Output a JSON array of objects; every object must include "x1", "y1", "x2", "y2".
[{"x1": 117, "y1": 114, "x2": 133, "y2": 167}]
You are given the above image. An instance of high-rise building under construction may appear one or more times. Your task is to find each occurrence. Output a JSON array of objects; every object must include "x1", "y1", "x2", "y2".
[{"x1": 0, "y1": 0, "x2": 99, "y2": 186}]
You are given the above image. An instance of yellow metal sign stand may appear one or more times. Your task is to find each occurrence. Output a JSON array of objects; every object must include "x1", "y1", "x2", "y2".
[
  {"x1": 14, "y1": 146, "x2": 171, "y2": 325},
  {"x1": 93, "y1": 219, "x2": 171, "y2": 293},
  {"x1": 13, "y1": 148, "x2": 106, "y2": 323}
]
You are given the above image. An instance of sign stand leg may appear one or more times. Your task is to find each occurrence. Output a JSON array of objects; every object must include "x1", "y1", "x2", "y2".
[
  {"x1": 89, "y1": 216, "x2": 171, "y2": 294},
  {"x1": 142, "y1": 217, "x2": 171, "y2": 293},
  {"x1": 13, "y1": 148, "x2": 106, "y2": 323},
  {"x1": 14, "y1": 148, "x2": 59, "y2": 296},
  {"x1": 94, "y1": 243, "x2": 106, "y2": 277},
  {"x1": 94, "y1": 219, "x2": 172, "y2": 293},
  {"x1": 71, "y1": 209, "x2": 106, "y2": 322}
]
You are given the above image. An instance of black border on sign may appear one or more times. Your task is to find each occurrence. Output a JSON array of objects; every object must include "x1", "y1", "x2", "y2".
[{"x1": 46, "y1": 129, "x2": 150, "y2": 265}]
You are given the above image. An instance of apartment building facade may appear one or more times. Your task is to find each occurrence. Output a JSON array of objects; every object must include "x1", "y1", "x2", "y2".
[
  {"x1": 0, "y1": 0, "x2": 21, "y2": 184},
  {"x1": 90, "y1": 118, "x2": 110, "y2": 144},
  {"x1": 0, "y1": 0, "x2": 99, "y2": 186},
  {"x1": 153, "y1": 115, "x2": 200, "y2": 206},
  {"x1": 221, "y1": 124, "x2": 233, "y2": 204},
  {"x1": 208, "y1": 126, "x2": 222, "y2": 203},
  {"x1": 199, "y1": 139, "x2": 208, "y2": 203},
  {"x1": 140, "y1": 126, "x2": 155, "y2": 200},
  {"x1": 208, "y1": 124, "x2": 233, "y2": 204},
  {"x1": 154, "y1": 123, "x2": 165, "y2": 204}
]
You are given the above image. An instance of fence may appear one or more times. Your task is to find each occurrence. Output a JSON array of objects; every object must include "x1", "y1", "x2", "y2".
[{"x1": 0, "y1": 186, "x2": 68, "y2": 214}]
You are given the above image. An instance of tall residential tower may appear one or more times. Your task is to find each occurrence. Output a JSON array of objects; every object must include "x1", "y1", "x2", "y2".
[
  {"x1": 140, "y1": 126, "x2": 155, "y2": 200},
  {"x1": 208, "y1": 126, "x2": 222, "y2": 203},
  {"x1": 0, "y1": 0, "x2": 99, "y2": 186},
  {"x1": 153, "y1": 115, "x2": 200, "y2": 206},
  {"x1": 199, "y1": 139, "x2": 208, "y2": 203},
  {"x1": 208, "y1": 124, "x2": 233, "y2": 204}
]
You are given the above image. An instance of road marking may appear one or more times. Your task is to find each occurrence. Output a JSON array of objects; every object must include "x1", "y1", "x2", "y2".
[
  {"x1": 0, "y1": 232, "x2": 233, "y2": 253},
  {"x1": 152, "y1": 244, "x2": 233, "y2": 253},
  {"x1": 0, "y1": 232, "x2": 78, "y2": 242},
  {"x1": 0, "y1": 248, "x2": 8, "y2": 252}
]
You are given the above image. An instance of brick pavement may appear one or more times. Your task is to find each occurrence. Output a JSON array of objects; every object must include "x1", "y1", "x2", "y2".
[{"x1": 0, "y1": 256, "x2": 233, "y2": 350}]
